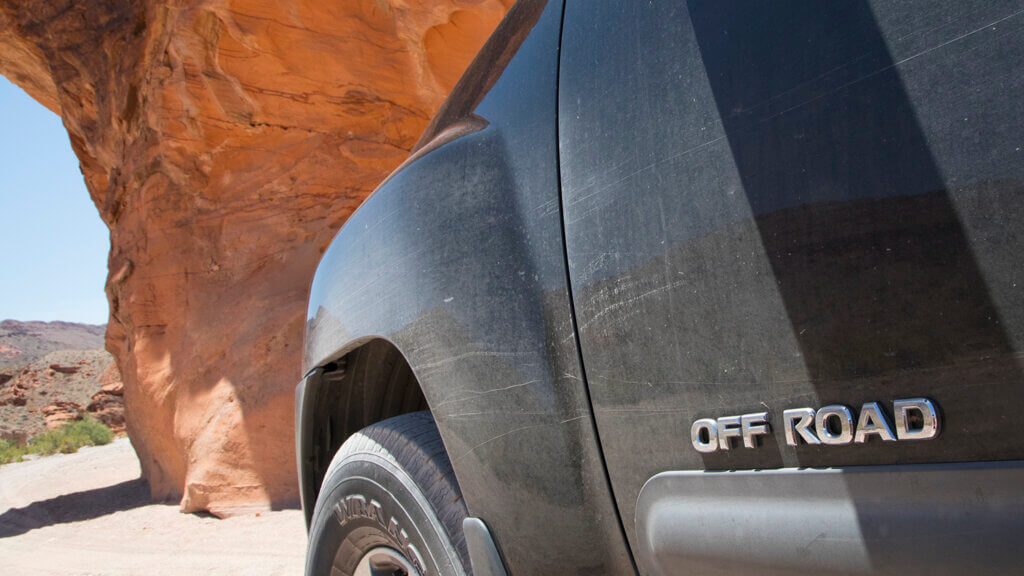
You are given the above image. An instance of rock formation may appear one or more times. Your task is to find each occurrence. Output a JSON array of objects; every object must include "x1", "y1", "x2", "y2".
[
  {"x1": 0, "y1": 349, "x2": 123, "y2": 438},
  {"x1": 49, "y1": 364, "x2": 81, "y2": 375},
  {"x1": 42, "y1": 400, "x2": 83, "y2": 429},
  {"x1": 0, "y1": 0, "x2": 510, "y2": 515},
  {"x1": 0, "y1": 379, "x2": 27, "y2": 406},
  {"x1": 86, "y1": 363, "x2": 127, "y2": 433}
]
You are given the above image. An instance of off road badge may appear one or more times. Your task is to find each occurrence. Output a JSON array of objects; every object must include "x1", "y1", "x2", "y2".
[{"x1": 690, "y1": 398, "x2": 940, "y2": 453}]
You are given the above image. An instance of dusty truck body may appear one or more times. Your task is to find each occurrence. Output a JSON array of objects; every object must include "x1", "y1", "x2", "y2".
[{"x1": 296, "y1": 0, "x2": 1024, "y2": 574}]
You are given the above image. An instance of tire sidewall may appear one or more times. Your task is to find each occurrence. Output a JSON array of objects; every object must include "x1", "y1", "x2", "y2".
[{"x1": 306, "y1": 450, "x2": 465, "y2": 576}]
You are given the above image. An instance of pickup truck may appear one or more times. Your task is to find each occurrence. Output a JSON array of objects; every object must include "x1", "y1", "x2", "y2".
[{"x1": 295, "y1": 0, "x2": 1024, "y2": 574}]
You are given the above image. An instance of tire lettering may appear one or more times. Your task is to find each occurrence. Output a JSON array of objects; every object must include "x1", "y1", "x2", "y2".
[{"x1": 336, "y1": 494, "x2": 430, "y2": 574}]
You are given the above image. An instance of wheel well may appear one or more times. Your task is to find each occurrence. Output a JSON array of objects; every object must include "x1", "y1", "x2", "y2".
[{"x1": 303, "y1": 339, "x2": 429, "y2": 511}]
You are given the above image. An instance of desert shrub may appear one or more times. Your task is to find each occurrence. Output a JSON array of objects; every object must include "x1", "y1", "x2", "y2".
[
  {"x1": 0, "y1": 438, "x2": 29, "y2": 465},
  {"x1": 59, "y1": 435, "x2": 79, "y2": 454},
  {"x1": 28, "y1": 428, "x2": 64, "y2": 455},
  {"x1": 19, "y1": 417, "x2": 114, "y2": 460},
  {"x1": 64, "y1": 416, "x2": 114, "y2": 446}
]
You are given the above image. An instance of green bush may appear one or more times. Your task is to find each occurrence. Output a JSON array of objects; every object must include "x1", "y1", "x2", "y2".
[
  {"x1": 1, "y1": 417, "x2": 114, "y2": 465},
  {"x1": 59, "y1": 435, "x2": 79, "y2": 454},
  {"x1": 29, "y1": 429, "x2": 62, "y2": 456},
  {"x1": 64, "y1": 416, "x2": 114, "y2": 446},
  {"x1": 0, "y1": 438, "x2": 29, "y2": 465}
]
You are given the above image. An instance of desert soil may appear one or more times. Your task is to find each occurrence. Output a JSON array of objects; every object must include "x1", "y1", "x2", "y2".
[{"x1": 0, "y1": 437, "x2": 306, "y2": 575}]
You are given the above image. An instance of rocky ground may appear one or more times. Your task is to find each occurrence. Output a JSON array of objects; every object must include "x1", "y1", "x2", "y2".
[
  {"x1": 0, "y1": 437, "x2": 305, "y2": 575},
  {"x1": 0, "y1": 320, "x2": 124, "y2": 441},
  {"x1": 0, "y1": 349, "x2": 125, "y2": 439}
]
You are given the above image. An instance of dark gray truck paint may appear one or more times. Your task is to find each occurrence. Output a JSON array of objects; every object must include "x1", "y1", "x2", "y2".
[
  {"x1": 300, "y1": 0, "x2": 634, "y2": 573},
  {"x1": 303, "y1": 0, "x2": 1024, "y2": 573},
  {"x1": 559, "y1": 0, "x2": 1024, "y2": 572}
]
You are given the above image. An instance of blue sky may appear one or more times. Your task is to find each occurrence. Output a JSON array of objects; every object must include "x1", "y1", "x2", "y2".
[{"x1": 0, "y1": 76, "x2": 110, "y2": 325}]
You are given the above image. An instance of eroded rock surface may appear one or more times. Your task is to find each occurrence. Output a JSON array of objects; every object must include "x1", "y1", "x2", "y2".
[
  {"x1": 0, "y1": 0, "x2": 509, "y2": 514},
  {"x1": 42, "y1": 401, "x2": 83, "y2": 430},
  {"x1": 87, "y1": 363, "x2": 127, "y2": 434}
]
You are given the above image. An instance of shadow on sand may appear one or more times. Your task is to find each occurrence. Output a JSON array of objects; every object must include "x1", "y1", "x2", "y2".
[{"x1": 0, "y1": 477, "x2": 152, "y2": 538}]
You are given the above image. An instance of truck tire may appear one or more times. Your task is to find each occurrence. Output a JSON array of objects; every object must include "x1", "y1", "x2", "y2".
[{"x1": 305, "y1": 411, "x2": 471, "y2": 576}]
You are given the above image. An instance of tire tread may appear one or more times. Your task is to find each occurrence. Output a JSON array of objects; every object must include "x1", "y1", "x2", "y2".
[{"x1": 325, "y1": 411, "x2": 470, "y2": 573}]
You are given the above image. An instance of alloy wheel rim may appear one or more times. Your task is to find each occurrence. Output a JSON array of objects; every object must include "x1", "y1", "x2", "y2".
[{"x1": 353, "y1": 546, "x2": 420, "y2": 576}]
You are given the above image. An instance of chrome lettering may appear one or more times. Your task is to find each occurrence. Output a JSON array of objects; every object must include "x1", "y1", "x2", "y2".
[
  {"x1": 816, "y1": 405, "x2": 854, "y2": 445},
  {"x1": 690, "y1": 418, "x2": 719, "y2": 453},
  {"x1": 894, "y1": 398, "x2": 940, "y2": 440},
  {"x1": 740, "y1": 412, "x2": 770, "y2": 448},
  {"x1": 783, "y1": 408, "x2": 820, "y2": 446},
  {"x1": 716, "y1": 415, "x2": 742, "y2": 450},
  {"x1": 692, "y1": 398, "x2": 941, "y2": 452},
  {"x1": 854, "y1": 402, "x2": 896, "y2": 443}
]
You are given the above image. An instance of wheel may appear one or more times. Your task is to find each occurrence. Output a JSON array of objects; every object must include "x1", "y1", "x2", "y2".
[{"x1": 305, "y1": 411, "x2": 471, "y2": 576}]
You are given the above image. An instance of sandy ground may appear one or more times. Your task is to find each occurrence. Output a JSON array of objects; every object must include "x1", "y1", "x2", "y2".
[{"x1": 0, "y1": 437, "x2": 306, "y2": 575}]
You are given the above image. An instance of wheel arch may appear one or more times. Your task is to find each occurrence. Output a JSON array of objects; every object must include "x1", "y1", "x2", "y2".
[{"x1": 296, "y1": 336, "x2": 432, "y2": 526}]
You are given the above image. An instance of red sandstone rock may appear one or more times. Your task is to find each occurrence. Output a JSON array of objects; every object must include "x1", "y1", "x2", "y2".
[
  {"x1": 42, "y1": 401, "x2": 82, "y2": 430},
  {"x1": 49, "y1": 364, "x2": 80, "y2": 375},
  {"x1": 88, "y1": 363, "x2": 126, "y2": 433},
  {"x1": 0, "y1": 395, "x2": 26, "y2": 407},
  {"x1": 87, "y1": 392, "x2": 125, "y2": 434},
  {"x1": 0, "y1": 0, "x2": 509, "y2": 514},
  {"x1": 101, "y1": 381, "x2": 124, "y2": 396},
  {"x1": 0, "y1": 381, "x2": 28, "y2": 406}
]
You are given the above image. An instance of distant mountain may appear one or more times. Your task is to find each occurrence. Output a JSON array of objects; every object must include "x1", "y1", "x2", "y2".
[{"x1": 0, "y1": 320, "x2": 106, "y2": 372}]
